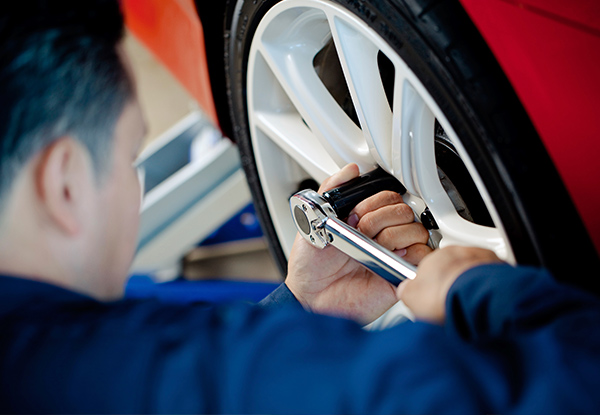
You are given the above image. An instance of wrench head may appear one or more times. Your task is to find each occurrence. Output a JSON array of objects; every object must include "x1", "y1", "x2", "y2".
[{"x1": 289, "y1": 190, "x2": 337, "y2": 249}]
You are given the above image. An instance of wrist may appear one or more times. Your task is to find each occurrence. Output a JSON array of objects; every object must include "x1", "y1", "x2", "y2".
[{"x1": 284, "y1": 278, "x2": 313, "y2": 312}]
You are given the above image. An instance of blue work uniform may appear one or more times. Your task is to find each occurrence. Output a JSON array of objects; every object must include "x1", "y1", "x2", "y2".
[{"x1": 0, "y1": 264, "x2": 598, "y2": 413}]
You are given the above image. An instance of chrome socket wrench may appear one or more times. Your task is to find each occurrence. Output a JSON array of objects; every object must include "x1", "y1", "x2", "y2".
[{"x1": 290, "y1": 189, "x2": 416, "y2": 285}]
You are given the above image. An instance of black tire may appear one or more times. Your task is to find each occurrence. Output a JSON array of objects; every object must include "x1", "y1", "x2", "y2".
[{"x1": 225, "y1": 0, "x2": 599, "y2": 293}]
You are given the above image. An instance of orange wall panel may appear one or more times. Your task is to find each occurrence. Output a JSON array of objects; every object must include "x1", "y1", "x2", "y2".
[{"x1": 121, "y1": 0, "x2": 219, "y2": 125}]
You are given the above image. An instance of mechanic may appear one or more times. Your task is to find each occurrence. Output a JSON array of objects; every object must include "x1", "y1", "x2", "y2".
[{"x1": 1, "y1": 1, "x2": 599, "y2": 414}]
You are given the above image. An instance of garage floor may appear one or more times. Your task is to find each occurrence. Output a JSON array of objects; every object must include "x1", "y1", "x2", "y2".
[{"x1": 124, "y1": 32, "x2": 281, "y2": 284}]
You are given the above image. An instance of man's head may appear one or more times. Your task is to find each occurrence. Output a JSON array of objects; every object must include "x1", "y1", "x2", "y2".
[
  {"x1": 0, "y1": 0, "x2": 132, "y2": 201},
  {"x1": 0, "y1": 0, "x2": 147, "y2": 299}
]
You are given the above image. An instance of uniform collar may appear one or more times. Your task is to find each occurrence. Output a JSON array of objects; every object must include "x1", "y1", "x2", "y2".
[{"x1": 0, "y1": 274, "x2": 96, "y2": 314}]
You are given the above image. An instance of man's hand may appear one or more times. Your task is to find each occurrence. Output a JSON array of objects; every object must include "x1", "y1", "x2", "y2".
[
  {"x1": 286, "y1": 164, "x2": 432, "y2": 325},
  {"x1": 397, "y1": 246, "x2": 503, "y2": 325}
]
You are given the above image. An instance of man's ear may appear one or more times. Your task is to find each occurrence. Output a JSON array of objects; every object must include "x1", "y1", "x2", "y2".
[{"x1": 35, "y1": 137, "x2": 92, "y2": 236}]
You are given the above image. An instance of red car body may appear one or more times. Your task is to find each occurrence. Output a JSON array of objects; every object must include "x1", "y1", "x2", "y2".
[{"x1": 121, "y1": 0, "x2": 600, "y2": 255}]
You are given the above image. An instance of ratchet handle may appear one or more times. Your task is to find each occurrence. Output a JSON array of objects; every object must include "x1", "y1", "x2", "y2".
[
  {"x1": 325, "y1": 217, "x2": 416, "y2": 285},
  {"x1": 322, "y1": 167, "x2": 406, "y2": 219}
]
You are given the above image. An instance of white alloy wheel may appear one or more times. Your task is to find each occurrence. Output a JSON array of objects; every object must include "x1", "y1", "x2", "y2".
[{"x1": 245, "y1": 0, "x2": 515, "y2": 264}]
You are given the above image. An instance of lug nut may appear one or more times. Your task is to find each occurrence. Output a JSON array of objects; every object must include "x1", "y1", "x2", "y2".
[{"x1": 420, "y1": 208, "x2": 439, "y2": 230}]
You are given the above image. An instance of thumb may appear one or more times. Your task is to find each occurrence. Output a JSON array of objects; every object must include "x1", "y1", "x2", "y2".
[
  {"x1": 319, "y1": 163, "x2": 360, "y2": 193},
  {"x1": 395, "y1": 279, "x2": 410, "y2": 302}
]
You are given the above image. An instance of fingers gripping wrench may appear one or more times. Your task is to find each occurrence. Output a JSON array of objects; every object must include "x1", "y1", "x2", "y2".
[{"x1": 290, "y1": 168, "x2": 417, "y2": 285}]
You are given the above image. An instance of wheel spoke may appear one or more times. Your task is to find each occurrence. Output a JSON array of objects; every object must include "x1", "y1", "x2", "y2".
[
  {"x1": 392, "y1": 81, "x2": 439, "y2": 197},
  {"x1": 249, "y1": 51, "x2": 338, "y2": 183},
  {"x1": 436, "y1": 215, "x2": 509, "y2": 258},
  {"x1": 253, "y1": 112, "x2": 338, "y2": 184},
  {"x1": 393, "y1": 81, "x2": 509, "y2": 257},
  {"x1": 330, "y1": 17, "x2": 393, "y2": 171},
  {"x1": 252, "y1": 9, "x2": 372, "y2": 170}
]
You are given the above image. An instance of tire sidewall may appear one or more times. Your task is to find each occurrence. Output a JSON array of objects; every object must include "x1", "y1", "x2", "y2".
[{"x1": 227, "y1": 0, "x2": 289, "y2": 275}]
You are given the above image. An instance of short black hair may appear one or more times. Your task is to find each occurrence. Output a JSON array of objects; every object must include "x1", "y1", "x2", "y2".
[{"x1": 0, "y1": 0, "x2": 133, "y2": 205}]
